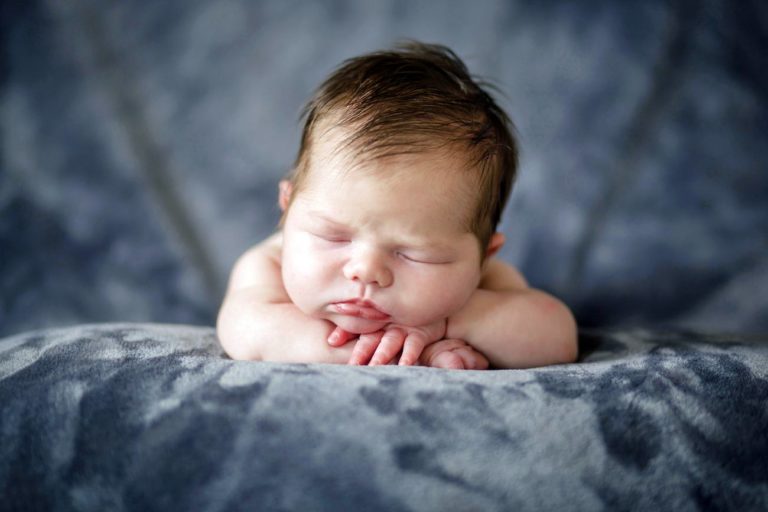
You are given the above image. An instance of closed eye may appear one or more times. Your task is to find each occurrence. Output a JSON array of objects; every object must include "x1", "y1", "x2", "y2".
[
  {"x1": 313, "y1": 233, "x2": 350, "y2": 244},
  {"x1": 398, "y1": 252, "x2": 447, "y2": 265}
]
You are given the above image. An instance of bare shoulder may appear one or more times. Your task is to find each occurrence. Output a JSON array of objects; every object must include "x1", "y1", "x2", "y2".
[
  {"x1": 226, "y1": 232, "x2": 285, "y2": 295},
  {"x1": 479, "y1": 257, "x2": 529, "y2": 291}
]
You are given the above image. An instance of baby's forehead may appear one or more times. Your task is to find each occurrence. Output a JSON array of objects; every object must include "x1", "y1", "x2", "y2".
[
  {"x1": 304, "y1": 152, "x2": 473, "y2": 223},
  {"x1": 310, "y1": 138, "x2": 471, "y2": 183}
]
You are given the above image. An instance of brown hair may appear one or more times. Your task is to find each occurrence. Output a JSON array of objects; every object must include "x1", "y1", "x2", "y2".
[{"x1": 283, "y1": 41, "x2": 519, "y2": 256}]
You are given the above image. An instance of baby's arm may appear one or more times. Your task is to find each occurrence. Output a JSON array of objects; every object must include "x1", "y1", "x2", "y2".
[
  {"x1": 217, "y1": 237, "x2": 354, "y2": 363},
  {"x1": 445, "y1": 259, "x2": 578, "y2": 369}
]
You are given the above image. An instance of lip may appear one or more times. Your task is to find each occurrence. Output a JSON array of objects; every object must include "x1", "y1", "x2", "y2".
[{"x1": 332, "y1": 299, "x2": 391, "y2": 320}]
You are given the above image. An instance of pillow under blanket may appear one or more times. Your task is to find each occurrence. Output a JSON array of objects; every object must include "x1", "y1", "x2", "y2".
[{"x1": 1, "y1": 323, "x2": 766, "y2": 511}]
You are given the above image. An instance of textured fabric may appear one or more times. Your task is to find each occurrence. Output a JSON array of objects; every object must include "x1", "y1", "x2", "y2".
[
  {"x1": 1, "y1": 323, "x2": 766, "y2": 511},
  {"x1": 4, "y1": 3, "x2": 766, "y2": 509}
]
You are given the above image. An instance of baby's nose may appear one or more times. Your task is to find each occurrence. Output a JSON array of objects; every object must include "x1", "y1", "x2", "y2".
[{"x1": 343, "y1": 250, "x2": 393, "y2": 288}]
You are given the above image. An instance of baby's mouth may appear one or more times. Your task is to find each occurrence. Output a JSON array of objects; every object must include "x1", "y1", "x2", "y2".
[{"x1": 331, "y1": 300, "x2": 391, "y2": 321}]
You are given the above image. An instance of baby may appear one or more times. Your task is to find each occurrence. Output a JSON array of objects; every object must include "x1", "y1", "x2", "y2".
[{"x1": 217, "y1": 42, "x2": 577, "y2": 369}]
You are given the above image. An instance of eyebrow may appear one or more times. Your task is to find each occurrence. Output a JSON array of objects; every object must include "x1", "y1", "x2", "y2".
[{"x1": 308, "y1": 213, "x2": 351, "y2": 230}]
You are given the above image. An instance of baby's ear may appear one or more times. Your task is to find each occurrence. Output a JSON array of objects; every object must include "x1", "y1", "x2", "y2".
[
  {"x1": 278, "y1": 180, "x2": 293, "y2": 211},
  {"x1": 485, "y1": 232, "x2": 505, "y2": 260}
]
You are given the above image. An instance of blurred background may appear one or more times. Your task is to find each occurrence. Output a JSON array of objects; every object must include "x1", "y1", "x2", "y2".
[{"x1": 2, "y1": 0, "x2": 767, "y2": 338}]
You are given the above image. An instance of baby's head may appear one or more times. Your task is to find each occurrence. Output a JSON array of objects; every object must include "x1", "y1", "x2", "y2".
[
  {"x1": 278, "y1": 42, "x2": 520, "y2": 333},
  {"x1": 281, "y1": 41, "x2": 519, "y2": 256}
]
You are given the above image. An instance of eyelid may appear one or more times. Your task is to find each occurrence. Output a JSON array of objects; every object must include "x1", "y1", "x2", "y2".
[
  {"x1": 399, "y1": 252, "x2": 421, "y2": 263},
  {"x1": 398, "y1": 251, "x2": 448, "y2": 264},
  {"x1": 312, "y1": 232, "x2": 350, "y2": 243}
]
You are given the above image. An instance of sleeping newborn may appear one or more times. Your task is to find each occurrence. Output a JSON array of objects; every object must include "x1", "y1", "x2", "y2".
[{"x1": 217, "y1": 42, "x2": 577, "y2": 369}]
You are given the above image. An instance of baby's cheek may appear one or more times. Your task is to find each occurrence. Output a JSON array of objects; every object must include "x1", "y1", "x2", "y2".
[
  {"x1": 401, "y1": 277, "x2": 476, "y2": 324},
  {"x1": 282, "y1": 255, "x2": 316, "y2": 299},
  {"x1": 283, "y1": 249, "x2": 339, "y2": 313},
  {"x1": 430, "y1": 289, "x2": 472, "y2": 317}
]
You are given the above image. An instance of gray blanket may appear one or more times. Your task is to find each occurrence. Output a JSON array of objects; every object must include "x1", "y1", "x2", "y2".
[
  {"x1": 2, "y1": 323, "x2": 766, "y2": 511},
  {"x1": 3, "y1": 2, "x2": 768, "y2": 510}
]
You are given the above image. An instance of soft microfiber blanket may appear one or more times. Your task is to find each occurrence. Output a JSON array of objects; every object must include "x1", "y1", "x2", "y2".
[{"x1": 1, "y1": 323, "x2": 767, "y2": 511}]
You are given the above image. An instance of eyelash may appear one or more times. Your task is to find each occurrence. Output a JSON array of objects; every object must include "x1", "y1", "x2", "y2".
[
  {"x1": 398, "y1": 252, "x2": 427, "y2": 263},
  {"x1": 317, "y1": 235, "x2": 349, "y2": 244}
]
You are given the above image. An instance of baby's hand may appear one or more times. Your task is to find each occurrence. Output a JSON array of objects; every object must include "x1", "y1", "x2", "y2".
[
  {"x1": 328, "y1": 319, "x2": 446, "y2": 366},
  {"x1": 419, "y1": 339, "x2": 490, "y2": 370}
]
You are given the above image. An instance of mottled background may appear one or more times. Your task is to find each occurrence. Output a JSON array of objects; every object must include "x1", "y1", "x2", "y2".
[{"x1": 2, "y1": 0, "x2": 767, "y2": 338}]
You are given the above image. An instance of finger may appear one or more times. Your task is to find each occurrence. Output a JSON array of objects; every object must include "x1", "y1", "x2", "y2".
[
  {"x1": 384, "y1": 350, "x2": 402, "y2": 365},
  {"x1": 399, "y1": 333, "x2": 427, "y2": 366},
  {"x1": 370, "y1": 328, "x2": 405, "y2": 366},
  {"x1": 454, "y1": 347, "x2": 490, "y2": 370},
  {"x1": 348, "y1": 331, "x2": 383, "y2": 365},
  {"x1": 328, "y1": 326, "x2": 353, "y2": 347},
  {"x1": 418, "y1": 339, "x2": 465, "y2": 366},
  {"x1": 429, "y1": 350, "x2": 465, "y2": 370}
]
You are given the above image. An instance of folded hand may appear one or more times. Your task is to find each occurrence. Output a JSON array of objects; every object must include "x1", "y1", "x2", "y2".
[{"x1": 327, "y1": 319, "x2": 447, "y2": 366}]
